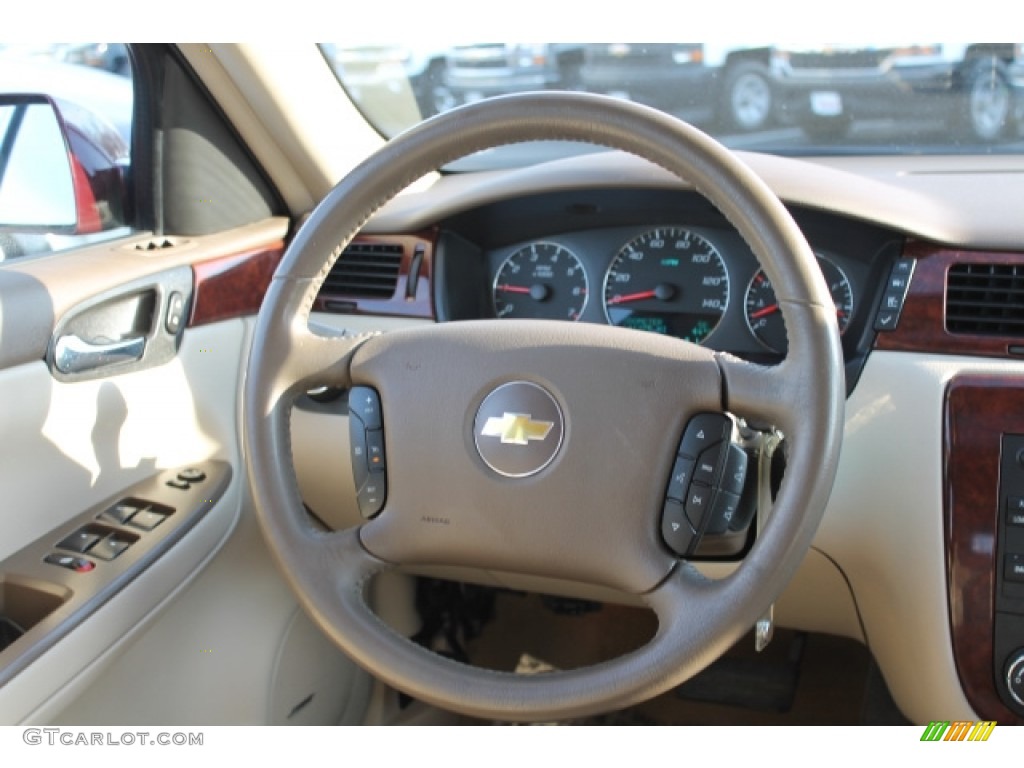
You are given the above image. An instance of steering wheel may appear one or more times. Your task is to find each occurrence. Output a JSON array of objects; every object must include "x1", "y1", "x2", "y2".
[{"x1": 244, "y1": 92, "x2": 844, "y2": 722}]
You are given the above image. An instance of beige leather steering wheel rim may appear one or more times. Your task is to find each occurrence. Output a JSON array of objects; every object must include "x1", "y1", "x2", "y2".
[{"x1": 244, "y1": 92, "x2": 844, "y2": 722}]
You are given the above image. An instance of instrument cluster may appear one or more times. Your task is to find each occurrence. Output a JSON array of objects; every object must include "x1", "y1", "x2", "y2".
[{"x1": 486, "y1": 223, "x2": 859, "y2": 357}]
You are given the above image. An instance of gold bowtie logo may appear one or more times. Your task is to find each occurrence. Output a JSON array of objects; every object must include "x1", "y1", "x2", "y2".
[{"x1": 480, "y1": 413, "x2": 553, "y2": 446}]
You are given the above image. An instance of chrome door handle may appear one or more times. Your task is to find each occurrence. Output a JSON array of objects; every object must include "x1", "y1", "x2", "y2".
[{"x1": 54, "y1": 334, "x2": 146, "y2": 374}]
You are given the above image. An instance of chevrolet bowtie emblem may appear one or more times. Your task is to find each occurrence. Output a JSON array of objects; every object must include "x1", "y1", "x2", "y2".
[{"x1": 479, "y1": 412, "x2": 553, "y2": 445}]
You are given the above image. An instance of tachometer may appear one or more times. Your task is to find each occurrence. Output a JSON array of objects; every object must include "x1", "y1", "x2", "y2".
[
  {"x1": 493, "y1": 242, "x2": 588, "y2": 321},
  {"x1": 602, "y1": 228, "x2": 729, "y2": 343},
  {"x1": 744, "y1": 255, "x2": 853, "y2": 353}
]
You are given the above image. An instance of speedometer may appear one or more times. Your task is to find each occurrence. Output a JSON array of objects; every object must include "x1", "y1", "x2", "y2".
[{"x1": 602, "y1": 228, "x2": 729, "y2": 343}]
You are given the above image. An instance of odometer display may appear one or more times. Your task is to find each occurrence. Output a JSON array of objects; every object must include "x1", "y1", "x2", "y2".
[{"x1": 603, "y1": 228, "x2": 729, "y2": 344}]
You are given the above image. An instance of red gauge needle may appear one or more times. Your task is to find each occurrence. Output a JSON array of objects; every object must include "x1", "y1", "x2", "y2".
[
  {"x1": 749, "y1": 304, "x2": 779, "y2": 320},
  {"x1": 496, "y1": 284, "x2": 531, "y2": 294},
  {"x1": 606, "y1": 289, "x2": 658, "y2": 305}
]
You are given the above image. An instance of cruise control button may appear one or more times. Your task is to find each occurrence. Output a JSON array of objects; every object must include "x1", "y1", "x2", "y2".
[
  {"x1": 661, "y1": 500, "x2": 695, "y2": 556},
  {"x1": 366, "y1": 430, "x2": 386, "y2": 472},
  {"x1": 349, "y1": 386, "x2": 382, "y2": 431},
  {"x1": 678, "y1": 413, "x2": 729, "y2": 459},
  {"x1": 350, "y1": 418, "x2": 369, "y2": 491},
  {"x1": 56, "y1": 530, "x2": 101, "y2": 554},
  {"x1": 666, "y1": 456, "x2": 695, "y2": 502},
  {"x1": 357, "y1": 475, "x2": 387, "y2": 519}
]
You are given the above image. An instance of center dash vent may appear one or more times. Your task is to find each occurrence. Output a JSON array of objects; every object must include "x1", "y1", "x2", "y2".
[
  {"x1": 946, "y1": 263, "x2": 1024, "y2": 336},
  {"x1": 321, "y1": 242, "x2": 403, "y2": 299}
]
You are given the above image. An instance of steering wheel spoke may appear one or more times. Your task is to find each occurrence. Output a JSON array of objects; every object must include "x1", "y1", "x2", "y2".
[{"x1": 251, "y1": 279, "x2": 377, "y2": 407}]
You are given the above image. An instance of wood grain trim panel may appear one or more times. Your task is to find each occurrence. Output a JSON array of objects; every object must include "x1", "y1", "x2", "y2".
[
  {"x1": 190, "y1": 243, "x2": 285, "y2": 327},
  {"x1": 876, "y1": 241, "x2": 1024, "y2": 357},
  {"x1": 311, "y1": 232, "x2": 435, "y2": 320},
  {"x1": 946, "y1": 376, "x2": 1024, "y2": 724},
  {"x1": 189, "y1": 231, "x2": 436, "y2": 327}
]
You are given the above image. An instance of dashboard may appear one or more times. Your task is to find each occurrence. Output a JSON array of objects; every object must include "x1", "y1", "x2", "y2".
[
  {"x1": 428, "y1": 186, "x2": 900, "y2": 380},
  {"x1": 298, "y1": 147, "x2": 1024, "y2": 725}
]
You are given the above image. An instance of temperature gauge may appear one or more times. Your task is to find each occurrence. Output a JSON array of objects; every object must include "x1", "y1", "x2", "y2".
[{"x1": 745, "y1": 255, "x2": 853, "y2": 353}]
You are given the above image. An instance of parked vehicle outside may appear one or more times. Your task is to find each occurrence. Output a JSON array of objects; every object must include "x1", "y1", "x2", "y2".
[
  {"x1": 445, "y1": 43, "x2": 584, "y2": 104},
  {"x1": 771, "y1": 43, "x2": 1024, "y2": 142}
]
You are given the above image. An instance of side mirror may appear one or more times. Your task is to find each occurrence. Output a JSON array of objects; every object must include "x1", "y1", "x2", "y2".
[{"x1": 0, "y1": 93, "x2": 128, "y2": 237}]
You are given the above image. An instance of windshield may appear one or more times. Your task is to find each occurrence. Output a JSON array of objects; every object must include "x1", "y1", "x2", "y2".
[{"x1": 321, "y1": 42, "x2": 1024, "y2": 166}]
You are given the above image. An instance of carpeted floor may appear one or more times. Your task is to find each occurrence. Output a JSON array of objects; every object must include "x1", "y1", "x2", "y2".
[{"x1": 461, "y1": 591, "x2": 906, "y2": 726}]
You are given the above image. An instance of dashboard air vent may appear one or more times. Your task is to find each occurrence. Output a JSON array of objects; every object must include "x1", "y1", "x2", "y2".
[
  {"x1": 322, "y1": 242, "x2": 403, "y2": 299},
  {"x1": 946, "y1": 263, "x2": 1024, "y2": 336}
]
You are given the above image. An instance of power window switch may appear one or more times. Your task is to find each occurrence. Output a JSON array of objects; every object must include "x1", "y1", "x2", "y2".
[
  {"x1": 129, "y1": 510, "x2": 167, "y2": 531},
  {"x1": 91, "y1": 537, "x2": 132, "y2": 561},
  {"x1": 166, "y1": 478, "x2": 190, "y2": 490},
  {"x1": 56, "y1": 530, "x2": 101, "y2": 554},
  {"x1": 101, "y1": 502, "x2": 142, "y2": 525}
]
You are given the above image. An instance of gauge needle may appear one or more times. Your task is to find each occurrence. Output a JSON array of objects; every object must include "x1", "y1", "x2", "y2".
[
  {"x1": 496, "y1": 284, "x2": 531, "y2": 294},
  {"x1": 606, "y1": 289, "x2": 658, "y2": 305},
  {"x1": 749, "y1": 304, "x2": 779, "y2": 320}
]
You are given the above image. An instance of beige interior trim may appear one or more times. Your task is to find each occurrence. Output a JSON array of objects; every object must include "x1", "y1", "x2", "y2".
[
  {"x1": 817, "y1": 350, "x2": 1024, "y2": 723},
  {"x1": 0, "y1": 217, "x2": 289, "y2": 369},
  {"x1": 0, "y1": 323, "x2": 246, "y2": 724},
  {"x1": 362, "y1": 148, "x2": 1024, "y2": 251}
]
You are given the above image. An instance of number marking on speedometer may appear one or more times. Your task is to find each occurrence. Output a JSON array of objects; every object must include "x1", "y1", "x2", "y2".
[{"x1": 603, "y1": 227, "x2": 729, "y2": 343}]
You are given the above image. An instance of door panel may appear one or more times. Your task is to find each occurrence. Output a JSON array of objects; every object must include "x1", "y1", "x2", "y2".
[{"x1": 0, "y1": 220, "x2": 369, "y2": 725}]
